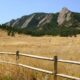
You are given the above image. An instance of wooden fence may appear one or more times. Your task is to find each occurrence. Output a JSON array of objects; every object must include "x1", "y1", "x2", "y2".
[{"x1": 0, "y1": 51, "x2": 80, "y2": 80}]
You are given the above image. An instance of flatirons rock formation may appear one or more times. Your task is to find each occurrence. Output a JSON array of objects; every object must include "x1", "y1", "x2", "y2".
[
  {"x1": 5, "y1": 13, "x2": 53, "y2": 29},
  {"x1": 57, "y1": 7, "x2": 80, "y2": 27},
  {"x1": 57, "y1": 7, "x2": 72, "y2": 26},
  {"x1": 3, "y1": 7, "x2": 80, "y2": 36}
]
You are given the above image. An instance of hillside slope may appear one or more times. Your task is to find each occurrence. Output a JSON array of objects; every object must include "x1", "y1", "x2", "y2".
[{"x1": 2, "y1": 7, "x2": 80, "y2": 36}]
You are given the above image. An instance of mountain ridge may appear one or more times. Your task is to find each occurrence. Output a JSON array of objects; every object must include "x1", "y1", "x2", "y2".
[{"x1": 1, "y1": 7, "x2": 80, "y2": 36}]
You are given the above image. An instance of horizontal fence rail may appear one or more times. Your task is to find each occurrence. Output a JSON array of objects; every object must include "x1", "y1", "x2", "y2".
[
  {"x1": 0, "y1": 51, "x2": 80, "y2": 80},
  {"x1": 0, "y1": 61, "x2": 53, "y2": 74},
  {"x1": 0, "y1": 52, "x2": 53, "y2": 61},
  {"x1": 57, "y1": 74, "x2": 80, "y2": 80},
  {"x1": 0, "y1": 52, "x2": 80, "y2": 65}
]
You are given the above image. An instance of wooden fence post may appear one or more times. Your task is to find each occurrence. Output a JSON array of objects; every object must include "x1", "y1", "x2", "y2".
[
  {"x1": 16, "y1": 51, "x2": 20, "y2": 79},
  {"x1": 54, "y1": 56, "x2": 58, "y2": 80},
  {"x1": 16, "y1": 51, "x2": 19, "y2": 61}
]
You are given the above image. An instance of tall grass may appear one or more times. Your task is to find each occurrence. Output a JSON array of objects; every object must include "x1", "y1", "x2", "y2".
[{"x1": 0, "y1": 30, "x2": 80, "y2": 80}]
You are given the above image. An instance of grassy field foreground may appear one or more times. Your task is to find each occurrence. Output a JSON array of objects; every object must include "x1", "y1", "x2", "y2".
[{"x1": 0, "y1": 30, "x2": 80, "y2": 80}]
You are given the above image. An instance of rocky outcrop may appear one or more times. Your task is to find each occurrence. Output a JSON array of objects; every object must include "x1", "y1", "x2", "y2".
[
  {"x1": 5, "y1": 19, "x2": 15, "y2": 27},
  {"x1": 21, "y1": 14, "x2": 35, "y2": 28},
  {"x1": 57, "y1": 7, "x2": 80, "y2": 28},
  {"x1": 57, "y1": 7, "x2": 72, "y2": 26},
  {"x1": 5, "y1": 13, "x2": 53, "y2": 29},
  {"x1": 37, "y1": 14, "x2": 53, "y2": 27}
]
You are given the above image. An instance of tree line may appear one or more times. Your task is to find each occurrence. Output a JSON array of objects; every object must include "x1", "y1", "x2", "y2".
[{"x1": 0, "y1": 24, "x2": 80, "y2": 37}]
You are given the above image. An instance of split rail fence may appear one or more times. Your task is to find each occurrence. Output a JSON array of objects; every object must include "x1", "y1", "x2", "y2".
[{"x1": 0, "y1": 51, "x2": 80, "y2": 80}]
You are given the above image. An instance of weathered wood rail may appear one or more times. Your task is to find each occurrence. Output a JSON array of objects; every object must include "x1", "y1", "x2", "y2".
[{"x1": 0, "y1": 51, "x2": 80, "y2": 80}]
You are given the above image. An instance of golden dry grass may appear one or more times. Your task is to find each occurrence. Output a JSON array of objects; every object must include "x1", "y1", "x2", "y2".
[{"x1": 0, "y1": 30, "x2": 80, "y2": 80}]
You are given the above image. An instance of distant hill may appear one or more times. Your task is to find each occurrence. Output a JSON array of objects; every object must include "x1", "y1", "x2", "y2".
[{"x1": 1, "y1": 7, "x2": 80, "y2": 36}]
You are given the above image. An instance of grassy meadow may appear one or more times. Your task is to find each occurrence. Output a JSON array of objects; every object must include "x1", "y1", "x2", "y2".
[{"x1": 0, "y1": 30, "x2": 80, "y2": 80}]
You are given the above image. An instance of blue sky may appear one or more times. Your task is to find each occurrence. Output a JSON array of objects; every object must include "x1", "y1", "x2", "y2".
[{"x1": 0, "y1": 0, "x2": 80, "y2": 24}]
